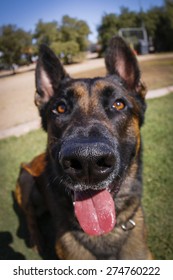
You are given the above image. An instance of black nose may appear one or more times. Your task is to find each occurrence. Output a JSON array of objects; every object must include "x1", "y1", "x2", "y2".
[{"x1": 59, "y1": 141, "x2": 116, "y2": 184}]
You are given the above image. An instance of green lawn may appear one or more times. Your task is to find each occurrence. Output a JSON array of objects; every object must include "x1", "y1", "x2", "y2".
[
  {"x1": 0, "y1": 94, "x2": 173, "y2": 260},
  {"x1": 142, "y1": 93, "x2": 173, "y2": 259}
]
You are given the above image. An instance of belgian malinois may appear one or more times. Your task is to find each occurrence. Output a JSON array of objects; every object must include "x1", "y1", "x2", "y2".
[{"x1": 15, "y1": 36, "x2": 152, "y2": 259}]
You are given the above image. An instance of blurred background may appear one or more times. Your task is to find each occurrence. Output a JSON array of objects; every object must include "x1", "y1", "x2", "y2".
[
  {"x1": 0, "y1": 0, "x2": 173, "y2": 68},
  {"x1": 0, "y1": 0, "x2": 173, "y2": 260}
]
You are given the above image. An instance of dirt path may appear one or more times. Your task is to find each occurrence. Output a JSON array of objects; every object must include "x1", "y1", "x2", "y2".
[
  {"x1": 0, "y1": 58, "x2": 106, "y2": 131},
  {"x1": 0, "y1": 70, "x2": 38, "y2": 131},
  {"x1": 0, "y1": 53, "x2": 173, "y2": 139}
]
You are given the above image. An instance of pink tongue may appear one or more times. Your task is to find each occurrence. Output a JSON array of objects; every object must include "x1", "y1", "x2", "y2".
[{"x1": 74, "y1": 189, "x2": 116, "y2": 236}]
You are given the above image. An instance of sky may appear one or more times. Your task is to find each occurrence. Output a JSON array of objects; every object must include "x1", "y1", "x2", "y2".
[{"x1": 0, "y1": 0, "x2": 164, "y2": 42}]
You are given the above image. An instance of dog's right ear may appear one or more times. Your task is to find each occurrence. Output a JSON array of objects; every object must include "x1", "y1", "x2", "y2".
[
  {"x1": 35, "y1": 44, "x2": 69, "y2": 109},
  {"x1": 105, "y1": 36, "x2": 140, "y2": 90}
]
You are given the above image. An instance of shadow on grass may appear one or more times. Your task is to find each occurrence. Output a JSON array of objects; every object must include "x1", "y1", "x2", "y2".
[
  {"x1": 11, "y1": 191, "x2": 57, "y2": 260},
  {"x1": 0, "y1": 231, "x2": 26, "y2": 260}
]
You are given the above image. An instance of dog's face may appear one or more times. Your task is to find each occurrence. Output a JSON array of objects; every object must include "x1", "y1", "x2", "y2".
[{"x1": 35, "y1": 37, "x2": 146, "y2": 236}]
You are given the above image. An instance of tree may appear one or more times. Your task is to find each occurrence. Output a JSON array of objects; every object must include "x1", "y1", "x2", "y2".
[
  {"x1": 0, "y1": 25, "x2": 32, "y2": 67},
  {"x1": 164, "y1": 0, "x2": 173, "y2": 50},
  {"x1": 34, "y1": 20, "x2": 60, "y2": 46},
  {"x1": 75, "y1": 20, "x2": 91, "y2": 51},
  {"x1": 97, "y1": 9, "x2": 140, "y2": 55},
  {"x1": 33, "y1": 16, "x2": 90, "y2": 63},
  {"x1": 144, "y1": 3, "x2": 173, "y2": 51},
  {"x1": 98, "y1": 2, "x2": 173, "y2": 54},
  {"x1": 51, "y1": 40, "x2": 79, "y2": 64},
  {"x1": 60, "y1": 15, "x2": 90, "y2": 51},
  {"x1": 60, "y1": 15, "x2": 78, "y2": 42},
  {"x1": 97, "y1": 13, "x2": 119, "y2": 54},
  {"x1": 165, "y1": 0, "x2": 173, "y2": 29},
  {"x1": 118, "y1": 7, "x2": 139, "y2": 28}
]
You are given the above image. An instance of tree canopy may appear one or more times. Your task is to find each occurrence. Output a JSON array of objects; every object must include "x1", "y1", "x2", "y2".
[
  {"x1": 0, "y1": 25, "x2": 32, "y2": 66},
  {"x1": 98, "y1": 0, "x2": 173, "y2": 54},
  {"x1": 0, "y1": 1, "x2": 173, "y2": 67},
  {"x1": 0, "y1": 15, "x2": 90, "y2": 67},
  {"x1": 34, "y1": 20, "x2": 60, "y2": 46}
]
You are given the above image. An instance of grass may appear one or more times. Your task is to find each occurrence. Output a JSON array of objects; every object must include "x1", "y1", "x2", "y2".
[
  {"x1": 142, "y1": 93, "x2": 173, "y2": 259},
  {"x1": 0, "y1": 130, "x2": 46, "y2": 260},
  {"x1": 73, "y1": 57, "x2": 173, "y2": 90},
  {"x1": 0, "y1": 93, "x2": 172, "y2": 259}
]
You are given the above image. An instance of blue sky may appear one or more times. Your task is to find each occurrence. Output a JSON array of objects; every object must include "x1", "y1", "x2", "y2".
[{"x1": 0, "y1": 0, "x2": 164, "y2": 42}]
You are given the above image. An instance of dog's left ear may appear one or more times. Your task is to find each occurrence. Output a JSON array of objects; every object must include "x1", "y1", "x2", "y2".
[
  {"x1": 35, "y1": 44, "x2": 69, "y2": 109},
  {"x1": 105, "y1": 36, "x2": 145, "y2": 95}
]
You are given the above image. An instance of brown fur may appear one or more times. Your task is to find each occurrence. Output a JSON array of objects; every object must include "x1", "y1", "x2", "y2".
[{"x1": 15, "y1": 36, "x2": 152, "y2": 259}]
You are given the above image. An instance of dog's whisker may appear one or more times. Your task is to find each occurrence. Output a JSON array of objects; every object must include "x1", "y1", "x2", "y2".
[
  {"x1": 46, "y1": 175, "x2": 59, "y2": 189},
  {"x1": 15, "y1": 35, "x2": 152, "y2": 260}
]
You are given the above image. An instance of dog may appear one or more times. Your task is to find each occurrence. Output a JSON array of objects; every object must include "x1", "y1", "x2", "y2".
[{"x1": 15, "y1": 36, "x2": 152, "y2": 259}]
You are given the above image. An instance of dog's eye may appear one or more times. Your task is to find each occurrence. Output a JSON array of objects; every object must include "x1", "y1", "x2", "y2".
[
  {"x1": 54, "y1": 102, "x2": 67, "y2": 114},
  {"x1": 112, "y1": 100, "x2": 125, "y2": 111}
]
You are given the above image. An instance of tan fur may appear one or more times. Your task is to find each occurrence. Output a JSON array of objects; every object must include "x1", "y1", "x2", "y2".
[
  {"x1": 56, "y1": 232, "x2": 96, "y2": 260},
  {"x1": 132, "y1": 117, "x2": 141, "y2": 155},
  {"x1": 21, "y1": 153, "x2": 46, "y2": 177},
  {"x1": 119, "y1": 207, "x2": 152, "y2": 259},
  {"x1": 15, "y1": 37, "x2": 151, "y2": 260},
  {"x1": 72, "y1": 82, "x2": 89, "y2": 113}
]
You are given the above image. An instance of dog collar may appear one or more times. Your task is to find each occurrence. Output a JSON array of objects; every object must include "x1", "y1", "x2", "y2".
[{"x1": 121, "y1": 219, "x2": 136, "y2": 231}]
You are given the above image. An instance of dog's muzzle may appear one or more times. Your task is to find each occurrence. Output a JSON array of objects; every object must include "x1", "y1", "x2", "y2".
[
  {"x1": 58, "y1": 138, "x2": 119, "y2": 236},
  {"x1": 59, "y1": 139, "x2": 117, "y2": 186}
]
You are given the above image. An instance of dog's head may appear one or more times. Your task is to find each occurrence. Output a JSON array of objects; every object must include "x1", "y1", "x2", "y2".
[{"x1": 35, "y1": 36, "x2": 146, "y2": 236}]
